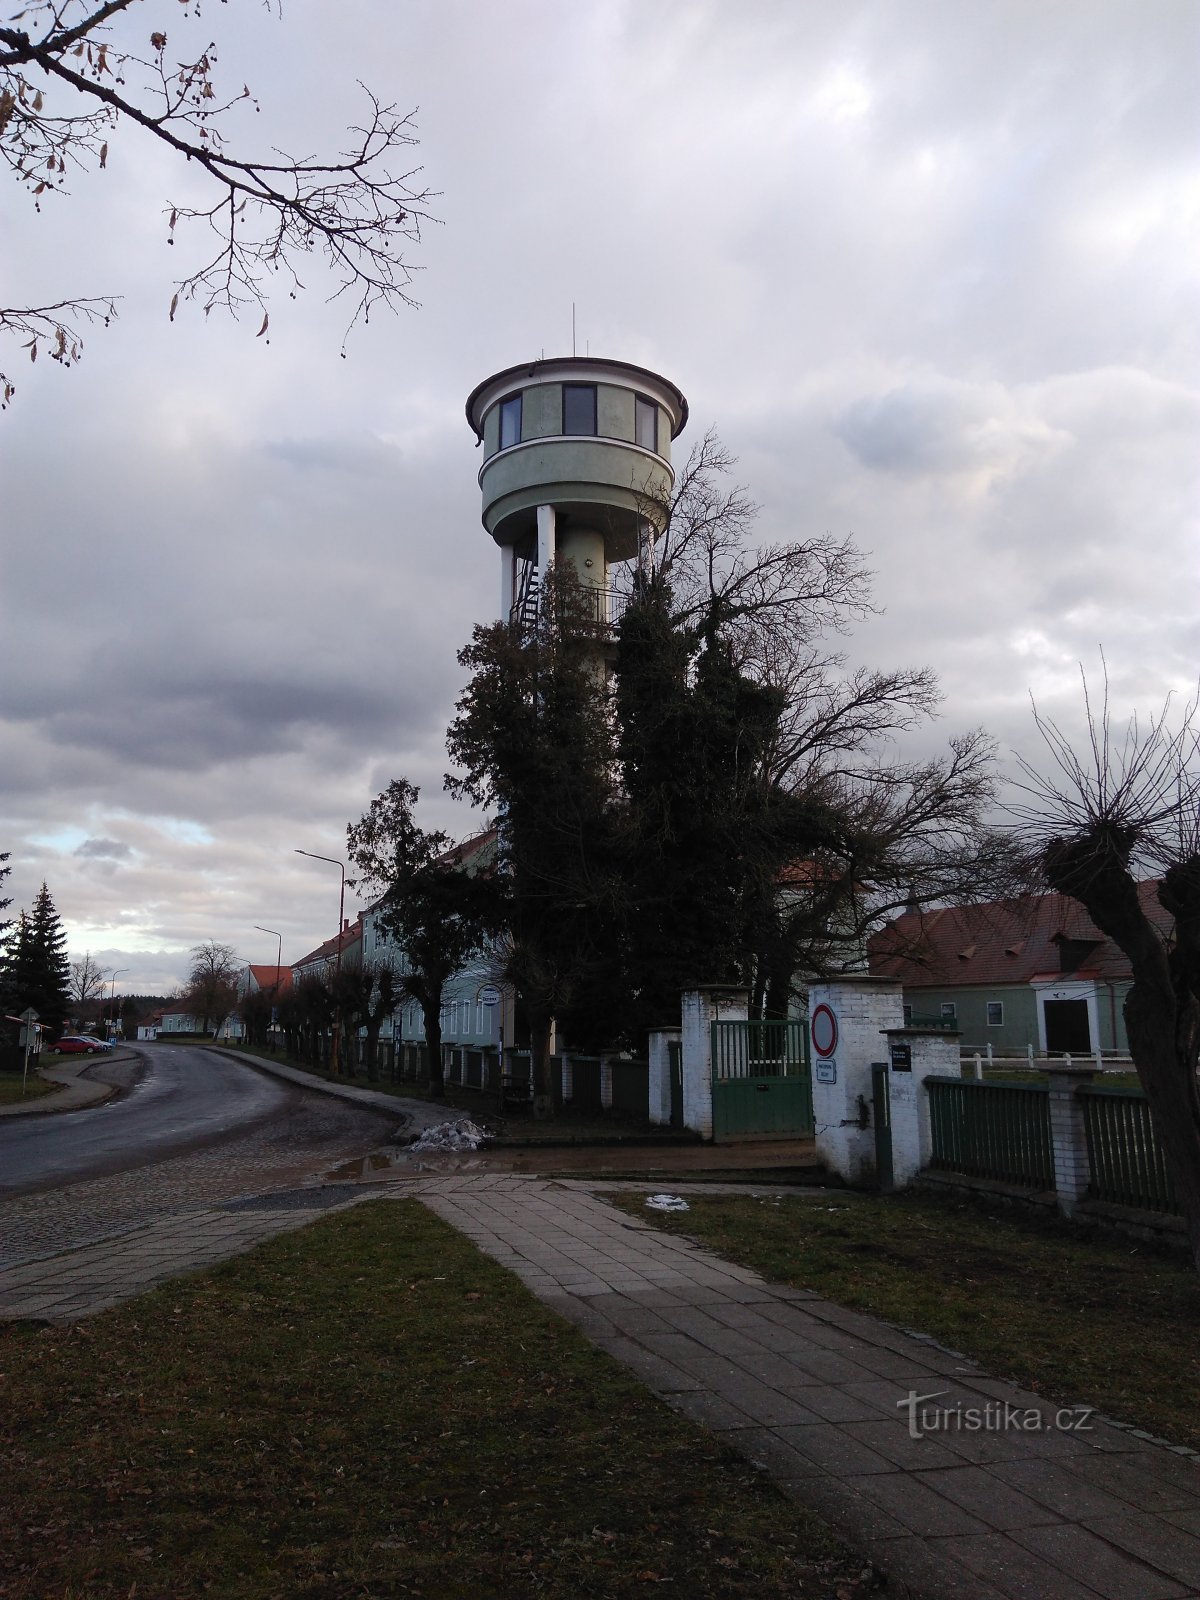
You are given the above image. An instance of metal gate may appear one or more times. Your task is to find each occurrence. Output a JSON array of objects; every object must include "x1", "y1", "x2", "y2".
[{"x1": 711, "y1": 1020, "x2": 813, "y2": 1141}]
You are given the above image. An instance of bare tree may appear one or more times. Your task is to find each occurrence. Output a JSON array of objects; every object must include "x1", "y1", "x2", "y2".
[
  {"x1": 69, "y1": 949, "x2": 108, "y2": 1004},
  {"x1": 185, "y1": 938, "x2": 239, "y2": 1036},
  {"x1": 629, "y1": 432, "x2": 1007, "y2": 1009},
  {"x1": 1, "y1": 0, "x2": 435, "y2": 400},
  {"x1": 633, "y1": 428, "x2": 875, "y2": 658},
  {"x1": 1012, "y1": 666, "x2": 1200, "y2": 1270}
]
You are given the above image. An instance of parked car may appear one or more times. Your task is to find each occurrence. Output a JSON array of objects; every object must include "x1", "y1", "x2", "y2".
[{"x1": 54, "y1": 1035, "x2": 114, "y2": 1054}]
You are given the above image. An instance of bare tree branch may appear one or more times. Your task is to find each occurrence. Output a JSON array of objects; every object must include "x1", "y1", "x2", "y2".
[{"x1": 2, "y1": 0, "x2": 436, "y2": 398}]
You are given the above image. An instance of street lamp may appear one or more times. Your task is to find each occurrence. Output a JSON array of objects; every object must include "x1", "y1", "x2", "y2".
[
  {"x1": 294, "y1": 849, "x2": 346, "y2": 1075},
  {"x1": 254, "y1": 924, "x2": 283, "y2": 980},
  {"x1": 109, "y1": 968, "x2": 129, "y2": 1039}
]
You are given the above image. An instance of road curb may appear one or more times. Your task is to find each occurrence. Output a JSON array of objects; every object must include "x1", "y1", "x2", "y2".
[
  {"x1": 204, "y1": 1047, "x2": 450, "y2": 1135},
  {"x1": 0, "y1": 1048, "x2": 136, "y2": 1119}
]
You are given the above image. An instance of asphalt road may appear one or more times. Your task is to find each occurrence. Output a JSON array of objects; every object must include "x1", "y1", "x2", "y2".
[
  {"x1": 0, "y1": 1043, "x2": 329, "y2": 1196},
  {"x1": 0, "y1": 1045, "x2": 405, "y2": 1265}
]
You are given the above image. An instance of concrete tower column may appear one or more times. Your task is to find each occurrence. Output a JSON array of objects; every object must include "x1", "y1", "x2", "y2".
[
  {"x1": 536, "y1": 504, "x2": 556, "y2": 579},
  {"x1": 499, "y1": 543, "x2": 517, "y2": 623}
]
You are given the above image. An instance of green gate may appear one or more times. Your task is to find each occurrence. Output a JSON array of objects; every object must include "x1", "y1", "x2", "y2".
[{"x1": 711, "y1": 1020, "x2": 813, "y2": 1141}]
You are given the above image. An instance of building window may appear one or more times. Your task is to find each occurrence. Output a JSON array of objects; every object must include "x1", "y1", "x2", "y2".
[
  {"x1": 903, "y1": 1004, "x2": 912, "y2": 1025},
  {"x1": 635, "y1": 394, "x2": 658, "y2": 452},
  {"x1": 562, "y1": 383, "x2": 597, "y2": 436},
  {"x1": 940, "y1": 1002, "x2": 957, "y2": 1021},
  {"x1": 986, "y1": 1001, "x2": 1004, "y2": 1027},
  {"x1": 499, "y1": 393, "x2": 522, "y2": 450}
]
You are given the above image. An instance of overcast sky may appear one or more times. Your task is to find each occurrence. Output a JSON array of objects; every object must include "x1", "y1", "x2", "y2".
[{"x1": 3, "y1": 0, "x2": 1197, "y2": 997}]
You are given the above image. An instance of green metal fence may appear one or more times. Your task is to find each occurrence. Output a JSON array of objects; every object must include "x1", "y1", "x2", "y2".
[
  {"x1": 927, "y1": 1076, "x2": 1054, "y2": 1188},
  {"x1": 1080, "y1": 1086, "x2": 1180, "y2": 1215},
  {"x1": 711, "y1": 1019, "x2": 809, "y2": 1079}
]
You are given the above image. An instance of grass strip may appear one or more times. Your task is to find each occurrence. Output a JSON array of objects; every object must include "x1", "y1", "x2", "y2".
[
  {"x1": 0, "y1": 1070, "x2": 61, "y2": 1105},
  {"x1": 612, "y1": 1187, "x2": 1200, "y2": 1451},
  {"x1": 0, "y1": 1198, "x2": 870, "y2": 1600}
]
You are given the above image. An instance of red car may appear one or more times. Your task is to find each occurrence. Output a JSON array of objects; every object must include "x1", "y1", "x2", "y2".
[{"x1": 54, "y1": 1035, "x2": 114, "y2": 1054}]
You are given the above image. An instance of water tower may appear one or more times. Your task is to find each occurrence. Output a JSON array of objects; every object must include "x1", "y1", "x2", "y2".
[{"x1": 465, "y1": 357, "x2": 689, "y2": 632}]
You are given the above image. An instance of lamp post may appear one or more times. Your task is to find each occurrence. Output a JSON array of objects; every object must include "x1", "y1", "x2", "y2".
[
  {"x1": 109, "y1": 968, "x2": 129, "y2": 1039},
  {"x1": 295, "y1": 849, "x2": 346, "y2": 1075},
  {"x1": 254, "y1": 925, "x2": 283, "y2": 1050}
]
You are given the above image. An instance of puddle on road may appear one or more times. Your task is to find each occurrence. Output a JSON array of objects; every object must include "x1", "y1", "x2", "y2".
[{"x1": 325, "y1": 1148, "x2": 534, "y2": 1181}]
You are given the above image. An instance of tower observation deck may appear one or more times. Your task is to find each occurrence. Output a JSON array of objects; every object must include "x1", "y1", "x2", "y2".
[{"x1": 466, "y1": 356, "x2": 689, "y2": 631}]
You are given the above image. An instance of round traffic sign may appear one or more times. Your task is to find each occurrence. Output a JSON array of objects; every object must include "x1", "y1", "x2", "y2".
[{"x1": 811, "y1": 1003, "x2": 838, "y2": 1058}]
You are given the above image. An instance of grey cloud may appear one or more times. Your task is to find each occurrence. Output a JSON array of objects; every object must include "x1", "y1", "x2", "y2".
[{"x1": 74, "y1": 838, "x2": 133, "y2": 860}]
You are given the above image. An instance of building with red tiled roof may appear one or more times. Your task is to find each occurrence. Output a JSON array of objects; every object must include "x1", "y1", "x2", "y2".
[
  {"x1": 292, "y1": 913, "x2": 365, "y2": 983},
  {"x1": 867, "y1": 883, "x2": 1172, "y2": 1056},
  {"x1": 243, "y1": 963, "x2": 294, "y2": 999}
]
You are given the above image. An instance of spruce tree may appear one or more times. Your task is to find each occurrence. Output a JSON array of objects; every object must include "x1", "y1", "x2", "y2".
[{"x1": 15, "y1": 883, "x2": 72, "y2": 1036}]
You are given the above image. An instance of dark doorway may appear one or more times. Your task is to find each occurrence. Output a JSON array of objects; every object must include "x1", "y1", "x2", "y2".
[{"x1": 1044, "y1": 998, "x2": 1091, "y2": 1054}]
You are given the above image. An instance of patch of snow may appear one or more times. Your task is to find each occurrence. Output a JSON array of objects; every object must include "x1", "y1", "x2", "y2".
[
  {"x1": 645, "y1": 1193, "x2": 689, "y2": 1212},
  {"x1": 409, "y1": 1118, "x2": 489, "y2": 1152}
]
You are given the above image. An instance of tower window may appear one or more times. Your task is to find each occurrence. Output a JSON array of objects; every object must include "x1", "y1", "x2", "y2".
[
  {"x1": 562, "y1": 383, "x2": 597, "y2": 436},
  {"x1": 499, "y1": 394, "x2": 522, "y2": 450},
  {"x1": 635, "y1": 395, "x2": 658, "y2": 452}
]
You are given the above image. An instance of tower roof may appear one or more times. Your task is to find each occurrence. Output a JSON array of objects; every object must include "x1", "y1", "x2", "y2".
[{"x1": 466, "y1": 356, "x2": 688, "y2": 441}]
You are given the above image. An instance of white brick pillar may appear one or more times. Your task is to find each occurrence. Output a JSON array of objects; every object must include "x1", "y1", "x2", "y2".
[
  {"x1": 600, "y1": 1055, "x2": 614, "y2": 1110},
  {"x1": 1046, "y1": 1064, "x2": 1096, "y2": 1215},
  {"x1": 680, "y1": 986, "x2": 749, "y2": 1141},
  {"x1": 559, "y1": 1052, "x2": 574, "y2": 1104},
  {"x1": 809, "y1": 977, "x2": 905, "y2": 1185},
  {"x1": 882, "y1": 1028, "x2": 962, "y2": 1189},
  {"x1": 647, "y1": 1028, "x2": 681, "y2": 1126}
]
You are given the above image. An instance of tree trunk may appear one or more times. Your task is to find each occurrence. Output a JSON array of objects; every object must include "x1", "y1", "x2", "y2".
[
  {"x1": 529, "y1": 1011, "x2": 554, "y2": 1120},
  {"x1": 1124, "y1": 985, "x2": 1200, "y2": 1270},
  {"x1": 1045, "y1": 840, "x2": 1200, "y2": 1270},
  {"x1": 422, "y1": 1002, "x2": 445, "y2": 1097}
]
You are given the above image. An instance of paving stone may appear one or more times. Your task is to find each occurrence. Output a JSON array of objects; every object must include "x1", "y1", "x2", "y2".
[
  {"x1": 938, "y1": 1530, "x2": 1132, "y2": 1600},
  {"x1": 1082, "y1": 1450, "x2": 1200, "y2": 1514},
  {"x1": 1082, "y1": 1512, "x2": 1200, "y2": 1589},
  {"x1": 660, "y1": 1388, "x2": 757, "y2": 1432},
  {"x1": 989, "y1": 1458, "x2": 1141, "y2": 1519},
  {"x1": 775, "y1": 1421, "x2": 897, "y2": 1476},
  {"x1": 862, "y1": 1534, "x2": 1013, "y2": 1600},
  {"x1": 1010, "y1": 1522, "x2": 1189, "y2": 1600},
  {"x1": 912, "y1": 1466, "x2": 1064, "y2": 1532},
  {"x1": 843, "y1": 1469, "x2": 990, "y2": 1537},
  {"x1": 840, "y1": 1417, "x2": 965, "y2": 1472}
]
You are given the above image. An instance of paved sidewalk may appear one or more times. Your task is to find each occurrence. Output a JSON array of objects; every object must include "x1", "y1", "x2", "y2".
[
  {"x1": 3, "y1": 1172, "x2": 1199, "y2": 1599},
  {"x1": 0, "y1": 1049, "x2": 132, "y2": 1117},
  {"x1": 410, "y1": 1176, "x2": 1200, "y2": 1600}
]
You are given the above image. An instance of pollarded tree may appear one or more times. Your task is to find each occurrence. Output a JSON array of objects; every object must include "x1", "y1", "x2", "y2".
[
  {"x1": 1013, "y1": 669, "x2": 1200, "y2": 1271},
  {"x1": 348, "y1": 780, "x2": 501, "y2": 1098},
  {"x1": 1, "y1": 0, "x2": 435, "y2": 401}
]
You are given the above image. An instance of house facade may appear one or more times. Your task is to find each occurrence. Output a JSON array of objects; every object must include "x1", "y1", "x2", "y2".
[{"x1": 867, "y1": 885, "x2": 1170, "y2": 1056}]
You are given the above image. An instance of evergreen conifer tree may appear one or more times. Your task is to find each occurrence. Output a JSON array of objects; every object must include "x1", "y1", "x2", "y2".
[{"x1": 11, "y1": 883, "x2": 72, "y2": 1036}]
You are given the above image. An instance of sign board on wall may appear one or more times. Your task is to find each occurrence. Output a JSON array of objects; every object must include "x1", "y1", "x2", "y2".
[
  {"x1": 815, "y1": 1058, "x2": 837, "y2": 1084},
  {"x1": 811, "y1": 1004, "x2": 838, "y2": 1058}
]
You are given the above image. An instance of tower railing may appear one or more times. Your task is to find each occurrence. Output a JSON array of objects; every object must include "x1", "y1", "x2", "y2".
[{"x1": 508, "y1": 581, "x2": 628, "y2": 638}]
